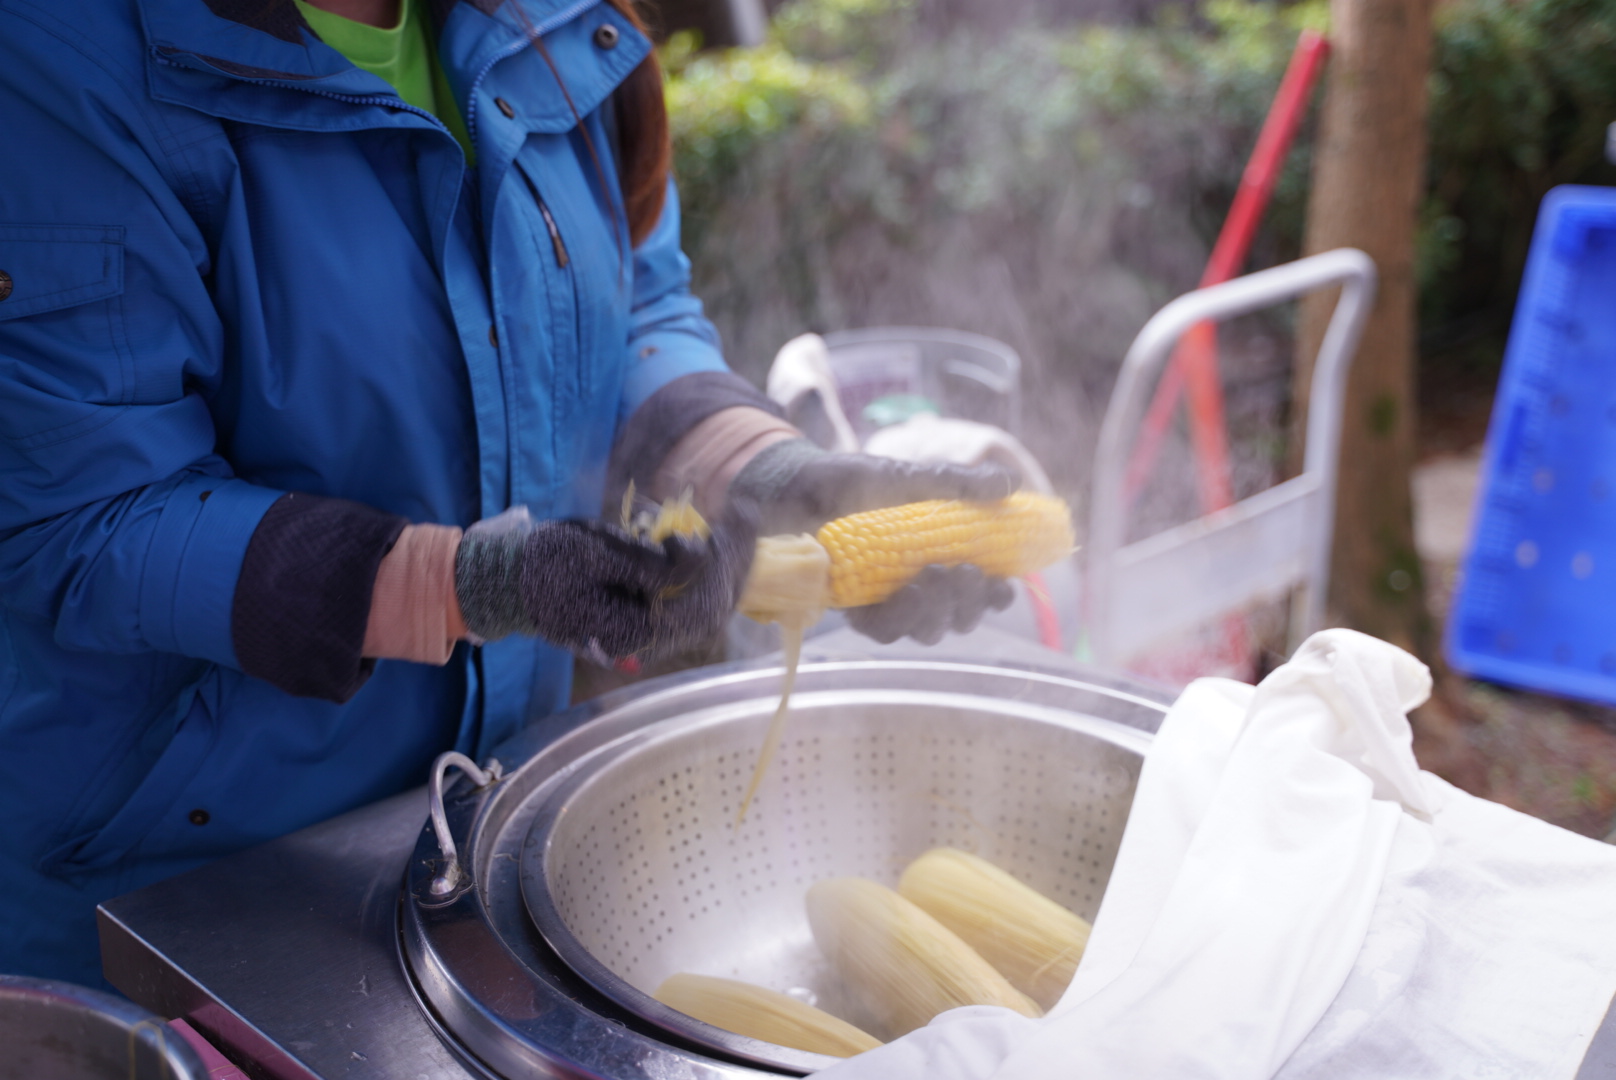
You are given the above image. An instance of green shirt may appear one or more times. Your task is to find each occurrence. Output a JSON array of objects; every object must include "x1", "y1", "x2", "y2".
[{"x1": 293, "y1": 0, "x2": 474, "y2": 162}]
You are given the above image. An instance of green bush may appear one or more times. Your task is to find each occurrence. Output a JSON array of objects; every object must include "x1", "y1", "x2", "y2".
[
  {"x1": 1423, "y1": 0, "x2": 1616, "y2": 334},
  {"x1": 665, "y1": 0, "x2": 1322, "y2": 503},
  {"x1": 663, "y1": 0, "x2": 1616, "y2": 494}
]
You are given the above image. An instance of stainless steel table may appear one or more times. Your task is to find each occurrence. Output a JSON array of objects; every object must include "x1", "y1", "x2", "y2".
[
  {"x1": 100, "y1": 786, "x2": 475, "y2": 1080},
  {"x1": 98, "y1": 629, "x2": 1129, "y2": 1080},
  {"x1": 95, "y1": 629, "x2": 1616, "y2": 1080}
]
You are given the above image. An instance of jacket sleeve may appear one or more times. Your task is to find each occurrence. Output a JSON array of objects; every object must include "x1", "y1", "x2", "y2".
[
  {"x1": 0, "y1": 12, "x2": 398, "y2": 700},
  {"x1": 616, "y1": 178, "x2": 737, "y2": 421},
  {"x1": 608, "y1": 178, "x2": 782, "y2": 498}
]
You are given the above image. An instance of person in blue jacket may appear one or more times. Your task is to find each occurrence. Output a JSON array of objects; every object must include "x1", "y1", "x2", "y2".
[{"x1": 0, "y1": 0, "x2": 1018, "y2": 986}]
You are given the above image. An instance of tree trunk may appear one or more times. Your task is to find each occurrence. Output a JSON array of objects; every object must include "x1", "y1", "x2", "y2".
[{"x1": 1292, "y1": 0, "x2": 1438, "y2": 659}]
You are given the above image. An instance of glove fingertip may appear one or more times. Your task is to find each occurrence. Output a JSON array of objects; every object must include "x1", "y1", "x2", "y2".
[
  {"x1": 912, "y1": 617, "x2": 948, "y2": 646},
  {"x1": 961, "y1": 463, "x2": 1021, "y2": 501},
  {"x1": 951, "y1": 562, "x2": 987, "y2": 585},
  {"x1": 846, "y1": 607, "x2": 903, "y2": 645}
]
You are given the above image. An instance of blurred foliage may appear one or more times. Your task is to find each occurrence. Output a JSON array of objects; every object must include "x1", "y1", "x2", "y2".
[
  {"x1": 661, "y1": 0, "x2": 1616, "y2": 493},
  {"x1": 770, "y1": 0, "x2": 919, "y2": 64},
  {"x1": 662, "y1": 0, "x2": 1324, "y2": 505},
  {"x1": 1422, "y1": 0, "x2": 1616, "y2": 339},
  {"x1": 663, "y1": 33, "x2": 871, "y2": 198},
  {"x1": 666, "y1": 0, "x2": 1329, "y2": 253}
]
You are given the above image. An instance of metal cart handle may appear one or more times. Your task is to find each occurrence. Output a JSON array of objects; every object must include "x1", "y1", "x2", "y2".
[{"x1": 1086, "y1": 248, "x2": 1378, "y2": 667}]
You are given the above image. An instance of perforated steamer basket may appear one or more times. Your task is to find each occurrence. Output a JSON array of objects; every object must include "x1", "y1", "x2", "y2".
[
  {"x1": 401, "y1": 650, "x2": 1167, "y2": 1078},
  {"x1": 515, "y1": 667, "x2": 1156, "y2": 1072}
]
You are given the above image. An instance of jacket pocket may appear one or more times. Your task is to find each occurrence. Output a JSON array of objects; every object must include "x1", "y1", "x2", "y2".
[
  {"x1": 39, "y1": 666, "x2": 223, "y2": 875},
  {"x1": 0, "y1": 224, "x2": 124, "y2": 322}
]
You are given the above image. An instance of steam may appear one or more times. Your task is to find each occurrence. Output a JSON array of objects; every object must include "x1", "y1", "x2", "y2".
[{"x1": 671, "y1": 0, "x2": 1314, "y2": 540}]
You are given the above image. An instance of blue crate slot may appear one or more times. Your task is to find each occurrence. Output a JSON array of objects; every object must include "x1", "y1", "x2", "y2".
[{"x1": 1447, "y1": 185, "x2": 1616, "y2": 702}]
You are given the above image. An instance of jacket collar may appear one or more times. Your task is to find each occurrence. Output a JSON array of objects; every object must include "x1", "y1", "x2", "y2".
[
  {"x1": 138, "y1": 0, "x2": 594, "y2": 87},
  {"x1": 142, "y1": 0, "x2": 348, "y2": 83}
]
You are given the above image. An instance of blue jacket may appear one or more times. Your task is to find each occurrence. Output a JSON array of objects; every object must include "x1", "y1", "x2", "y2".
[{"x1": 0, "y1": 0, "x2": 736, "y2": 983}]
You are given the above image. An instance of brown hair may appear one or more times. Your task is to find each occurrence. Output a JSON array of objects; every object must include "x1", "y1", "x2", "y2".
[
  {"x1": 518, "y1": 0, "x2": 671, "y2": 249},
  {"x1": 602, "y1": 0, "x2": 671, "y2": 247}
]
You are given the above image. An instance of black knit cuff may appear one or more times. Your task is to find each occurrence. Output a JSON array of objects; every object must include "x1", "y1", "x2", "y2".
[
  {"x1": 607, "y1": 371, "x2": 782, "y2": 505},
  {"x1": 232, "y1": 493, "x2": 408, "y2": 703}
]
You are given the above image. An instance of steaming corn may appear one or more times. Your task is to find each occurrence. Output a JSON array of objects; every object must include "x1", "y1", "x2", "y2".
[
  {"x1": 739, "y1": 493, "x2": 1075, "y2": 621},
  {"x1": 731, "y1": 493, "x2": 1072, "y2": 824},
  {"x1": 806, "y1": 877, "x2": 1041, "y2": 1039},
  {"x1": 899, "y1": 848, "x2": 1092, "y2": 1011},
  {"x1": 624, "y1": 488, "x2": 1076, "y2": 621},
  {"x1": 815, "y1": 492, "x2": 1075, "y2": 609},
  {"x1": 654, "y1": 973, "x2": 883, "y2": 1058},
  {"x1": 669, "y1": 491, "x2": 1071, "y2": 823}
]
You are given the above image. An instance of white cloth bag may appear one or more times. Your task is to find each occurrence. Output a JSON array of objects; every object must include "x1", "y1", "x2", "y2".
[{"x1": 819, "y1": 630, "x2": 1616, "y2": 1080}]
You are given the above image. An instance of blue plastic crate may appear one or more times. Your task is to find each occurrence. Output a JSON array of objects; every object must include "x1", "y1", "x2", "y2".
[{"x1": 1447, "y1": 185, "x2": 1616, "y2": 702}]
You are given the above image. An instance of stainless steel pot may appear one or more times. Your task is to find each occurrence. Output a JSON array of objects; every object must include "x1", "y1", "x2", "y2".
[
  {"x1": 0, "y1": 975, "x2": 208, "y2": 1080},
  {"x1": 401, "y1": 654, "x2": 1169, "y2": 1078},
  {"x1": 521, "y1": 681, "x2": 1149, "y2": 1070}
]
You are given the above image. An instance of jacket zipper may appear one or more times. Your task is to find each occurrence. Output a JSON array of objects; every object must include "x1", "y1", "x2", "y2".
[
  {"x1": 536, "y1": 199, "x2": 570, "y2": 268},
  {"x1": 514, "y1": 163, "x2": 570, "y2": 267}
]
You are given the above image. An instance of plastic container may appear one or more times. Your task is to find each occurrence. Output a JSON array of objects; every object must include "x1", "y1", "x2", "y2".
[
  {"x1": 821, "y1": 327, "x2": 1022, "y2": 442},
  {"x1": 1447, "y1": 185, "x2": 1616, "y2": 701}
]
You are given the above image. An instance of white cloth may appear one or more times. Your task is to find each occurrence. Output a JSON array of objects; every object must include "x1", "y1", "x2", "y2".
[
  {"x1": 861, "y1": 413, "x2": 1055, "y2": 494},
  {"x1": 765, "y1": 333, "x2": 861, "y2": 453},
  {"x1": 819, "y1": 630, "x2": 1616, "y2": 1080}
]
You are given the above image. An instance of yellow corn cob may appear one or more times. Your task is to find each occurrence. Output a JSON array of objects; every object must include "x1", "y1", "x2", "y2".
[
  {"x1": 730, "y1": 493, "x2": 1072, "y2": 826},
  {"x1": 899, "y1": 848, "x2": 1092, "y2": 1012},
  {"x1": 655, "y1": 973, "x2": 883, "y2": 1058},
  {"x1": 738, "y1": 493, "x2": 1074, "y2": 623},
  {"x1": 816, "y1": 492, "x2": 1073, "y2": 609},
  {"x1": 806, "y1": 877, "x2": 1042, "y2": 1040}
]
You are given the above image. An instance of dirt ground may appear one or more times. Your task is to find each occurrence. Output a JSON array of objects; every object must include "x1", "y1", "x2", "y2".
[{"x1": 1413, "y1": 415, "x2": 1616, "y2": 842}]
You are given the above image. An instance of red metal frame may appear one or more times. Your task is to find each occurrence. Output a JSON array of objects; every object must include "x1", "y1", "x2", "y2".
[
  {"x1": 1123, "y1": 30, "x2": 1331, "y2": 512},
  {"x1": 1112, "y1": 29, "x2": 1329, "y2": 679}
]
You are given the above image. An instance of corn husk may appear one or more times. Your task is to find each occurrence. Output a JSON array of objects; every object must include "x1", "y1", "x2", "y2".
[
  {"x1": 733, "y1": 535, "x2": 830, "y2": 826},
  {"x1": 806, "y1": 877, "x2": 1041, "y2": 1039},
  {"x1": 737, "y1": 534, "x2": 831, "y2": 624},
  {"x1": 620, "y1": 484, "x2": 711, "y2": 543},
  {"x1": 899, "y1": 848, "x2": 1091, "y2": 1011},
  {"x1": 655, "y1": 973, "x2": 882, "y2": 1058}
]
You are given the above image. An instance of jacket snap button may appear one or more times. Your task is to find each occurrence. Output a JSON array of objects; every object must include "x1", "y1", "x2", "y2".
[
  {"x1": 593, "y1": 23, "x2": 619, "y2": 49},
  {"x1": 495, "y1": 97, "x2": 515, "y2": 119},
  {"x1": 188, "y1": 808, "x2": 210, "y2": 826},
  {"x1": 0, "y1": 270, "x2": 11, "y2": 301},
  {"x1": 488, "y1": 324, "x2": 499, "y2": 349}
]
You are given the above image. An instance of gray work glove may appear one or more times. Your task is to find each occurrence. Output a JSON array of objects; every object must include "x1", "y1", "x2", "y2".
[
  {"x1": 844, "y1": 563, "x2": 1015, "y2": 646},
  {"x1": 728, "y1": 438, "x2": 1019, "y2": 644},
  {"x1": 454, "y1": 503, "x2": 757, "y2": 662}
]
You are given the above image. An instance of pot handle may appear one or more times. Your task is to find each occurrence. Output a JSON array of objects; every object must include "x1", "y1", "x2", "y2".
[{"x1": 428, "y1": 751, "x2": 504, "y2": 897}]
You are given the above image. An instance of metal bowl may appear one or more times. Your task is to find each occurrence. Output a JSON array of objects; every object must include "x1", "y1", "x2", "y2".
[
  {"x1": 0, "y1": 975, "x2": 208, "y2": 1080},
  {"x1": 401, "y1": 652, "x2": 1168, "y2": 1078},
  {"x1": 518, "y1": 678, "x2": 1152, "y2": 1071}
]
